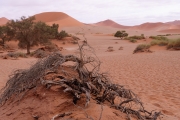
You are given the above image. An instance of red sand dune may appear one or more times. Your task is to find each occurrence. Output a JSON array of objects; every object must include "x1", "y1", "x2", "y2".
[
  {"x1": 0, "y1": 17, "x2": 9, "y2": 25},
  {"x1": 166, "y1": 20, "x2": 180, "y2": 25},
  {"x1": 94, "y1": 20, "x2": 180, "y2": 32},
  {"x1": 94, "y1": 19, "x2": 129, "y2": 29},
  {"x1": 131, "y1": 22, "x2": 167, "y2": 31},
  {"x1": 158, "y1": 28, "x2": 180, "y2": 33},
  {"x1": 34, "y1": 12, "x2": 83, "y2": 28}
]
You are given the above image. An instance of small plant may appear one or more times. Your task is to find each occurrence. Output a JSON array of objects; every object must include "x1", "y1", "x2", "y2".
[
  {"x1": 31, "y1": 49, "x2": 47, "y2": 58},
  {"x1": 149, "y1": 36, "x2": 168, "y2": 41},
  {"x1": 125, "y1": 35, "x2": 145, "y2": 43},
  {"x1": 150, "y1": 40, "x2": 169, "y2": 46},
  {"x1": 167, "y1": 38, "x2": 180, "y2": 50},
  {"x1": 56, "y1": 30, "x2": 69, "y2": 40},
  {"x1": 107, "y1": 46, "x2": 114, "y2": 52},
  {"x1": 7, "y1": 52, "x2": 27, "y2": 58},
  {"x1": 129, "y1": 39, "x2": 137, "y2": 43},
  {"x1": 114, "y1": 30, "x2": 128, "y2": 39},
  {"x1": 119, "y1": 46, "x2": 123, "y2": 50},
  {"x1": 133, "y1": 44, "x2": 151, "y2": 53}
]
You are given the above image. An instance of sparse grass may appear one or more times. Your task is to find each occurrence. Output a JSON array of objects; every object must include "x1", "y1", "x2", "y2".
[
  {"x1": 107, "y1": 46, "x2": 114, "y2": 52},
  {"x1": 150, "y1": 36, "x2": 169, "y2": 46},
  {"x1": 133, "y1": 44, "x2": 151, "y2": 53},
  {"x1": 149, "y1": 36, "x2": 168, "y2": 41},
  {"x1": 167, "y1": 38, "x2": 180, "y2": 50},
  {"x1": 125, "y1": 35, "x2": 145, "y2": 40},
  {"x1": 129, "y1": 39, "x2": 137, "y2": 43},
  {"x1": 44, "y1": 43, "x2": 59, "y2": 52},
  {"x1": 7, "y1": 52, "x2": 27, "y2": 58},
  {"x1": 30, "y1": 49, "x2": 47, "y2": 58},
  {"x1": 150, "y1": 40, "x2": 169, "y2": 46}
]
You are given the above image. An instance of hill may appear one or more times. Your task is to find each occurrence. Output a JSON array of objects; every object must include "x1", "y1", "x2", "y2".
[
  {"x1": 166, "y1": 20, "x2": 180, "y2": 25},
  {"x1": 94, "y1": 19, "x2": 129, "y2": 29},
  {"x1": 0, "y1": 17, "x2": 9, "y2": 25},
  {"x1": 34, "y1": 12, "x2": 83, "y2": 29}
]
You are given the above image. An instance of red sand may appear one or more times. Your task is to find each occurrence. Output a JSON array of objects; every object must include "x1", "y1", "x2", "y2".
[
  {"x1": 94, "y1": 19, "x2": 129, "y2": 29},
  {"x1": 0, "y1": 12, "x2": 180, "y2": 120},
  {"x1": 34, "y1": 12, "x2": 83, "y2": 29},
  {"x1": 0, "y1": 17, "x2": 9, "y2": 25}
]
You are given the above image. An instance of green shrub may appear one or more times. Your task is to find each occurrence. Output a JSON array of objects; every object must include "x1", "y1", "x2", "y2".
[
  {"x1": 133, "y1": 44, "x2": 150, "y2": 53},
  {"x1": 114, "y1": 30, "x2": 128, "y2": 39},
  {"x1": 126, "y1": 35, "x2": 145, "y2": 40},
  {"x1": 150, "y1": 40, "x2": 169, "y2": 46},
  {"x1": 7, "y1": 52, "x2": 27, "y2": 58},
  {"x1": 31, "y1": 49, "x2": 47, "y2": 58},
  {"x1": 129, "y1": 39, "x2": 137, "y2": 43},
  {"x1": 149, "y1": 36, "x2": 168, "y2": 41},
  {"x1": 56, "y1": 30, "x2": 69, "y2": 40},
  {"x1": 167, "y1": 38, "x2": 180, "y2": 49}
]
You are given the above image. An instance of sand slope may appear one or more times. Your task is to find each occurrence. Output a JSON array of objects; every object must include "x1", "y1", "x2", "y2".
[
  {"x1": 94, "y1": 20, "x2": 180, "y2": 32},
  {"x1": 0, "y1": 17, "x2": 9, "y2": 25},
  {"x1": 34, "y1": 12, "x2": 83, "y2": 29},
  {"x1": 0, "y1": 34, "x2": 180, "y2": 119},
  {"x1": 166, "y1": 20, "x2": 180, "y2": 25},
  {"x1": 94, "y1": 19, "x2": 129, "y2": 29},
  {"x1": 158, "y1": 28, "x2": 180, "y2": 33},
  {"x1": 130, "y1": 22, "x2": 180, "y2": 31}
]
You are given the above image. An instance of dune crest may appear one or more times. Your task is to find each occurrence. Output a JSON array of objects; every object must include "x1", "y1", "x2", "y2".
[
  {"x1": 94, "y1": 19, "x2": 129, "y2": 29},
  {"x1": 158, "y1": 28, "x2": 180, "y2": 33},
  {"x1": 166, "y1": 20, "x2": 180, "y2": 25},
  {"x1": 0, "y1": 17, "x2": 9, "y2": 25},
  {"x1": 34, "y1": 12, "x2": 83, "y2": 28}
]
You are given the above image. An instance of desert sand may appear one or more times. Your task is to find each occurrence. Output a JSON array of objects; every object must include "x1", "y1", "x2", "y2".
[
  {"x1": 34, "y1": 12, "x2": 83, "y2": 30},
  {"x1": 0, "y1": 17, "x2": 9, "y2": 25},
  {"x1": 0, "y1": 12, "x2": 180, "y2": 120}
]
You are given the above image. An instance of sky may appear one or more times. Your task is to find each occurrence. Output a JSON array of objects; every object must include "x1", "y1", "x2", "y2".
[{"x1": 0, "y1": 0, "x2": 180, "y2": 25}]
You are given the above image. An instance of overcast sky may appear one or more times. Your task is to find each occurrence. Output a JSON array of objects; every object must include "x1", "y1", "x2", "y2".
[{"x1": 0, "y1": 0, "x2": 180, "y2": 25}]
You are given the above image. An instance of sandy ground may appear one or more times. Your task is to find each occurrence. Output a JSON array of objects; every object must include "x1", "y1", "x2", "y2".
[
  {"x1": 0, "y1": 34, "x2": 180, "y2": 119},
  {"x1": 1, "y1": 12, "x2": 180, "y2": 120}
]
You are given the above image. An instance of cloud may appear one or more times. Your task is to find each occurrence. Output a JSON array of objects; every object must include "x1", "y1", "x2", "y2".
[{"x1": 0, "y1": 0, "x2": 180, "y2": 25}]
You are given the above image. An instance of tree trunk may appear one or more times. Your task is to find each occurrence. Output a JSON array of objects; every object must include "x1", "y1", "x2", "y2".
[
  {"x1": 2, "y1": 38, "x2": 5, "y2": 47},
  {"x1": 27, "y1": 42, "x2": 30, "y2": 54}
]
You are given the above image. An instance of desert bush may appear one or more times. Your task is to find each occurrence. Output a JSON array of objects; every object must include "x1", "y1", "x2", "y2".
[
  {"x1": 119, "y1": 46, "x2": 123, "y2": 50},
  {"x1": 126, "y1": 35, "x2": 145, "y2": 40},
  {"x1": 31, "y1": 49, "x2": 47, "y2": 58},
  {"x1": 7, "y1": 52, "x2": 27, "y2": 58},
  {"x1": 7, "y1": 16, "x2": 52, "y2": 54},
  {"x1": 149, "y1": 36, "x2": 168, "y2": 41},
  {"x1": 0, "y1": 25, "x2": 15, "y2": 47},
  {"x1": 129, "y1": 39, "x2": 137, "y2": 43},
  {"x1": 107, "y1": 46, "x2": 114, "y2": 52},
  {"x1": 150, "y1": 36, "x2": 169, "y2": 46},
  {"x1": 133, "y1": 44, "x2": 151, "y2": 53},
  {"x1": 71, "y1": 41, "x2": 78, "y2": 44},
  {"x1": 114, "y1": 30, "x2": 128, "y2": 39},
  {"x1": 167, "y1": 38, "x2": 180, "y2": 50},
  {"x1": 43, "y1": 43, "x2": 59, "y2": 52},
  {"x1": 56, "y1": 30, "x2": 69, "y2": 40},
  {"x1": 150, "y1": 40, "x2": 169, "y2": 46},
  {"x1": 31, "y1": 43, "x2": 59, "y2": 58}
]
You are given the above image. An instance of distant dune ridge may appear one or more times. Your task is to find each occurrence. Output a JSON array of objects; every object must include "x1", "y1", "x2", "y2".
[
  {"x1": 94, "y1": 20, "x2": 180, "y2": 33},
  {"x1": 166, "y1": 20, "x2": 180, "y2": 25},
  {"x1": 94, "y1": 19, "x2": 130, "y2": 29},
  {"x1": 1, "y1": 12, "x2": 180, "y2": 33}
]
